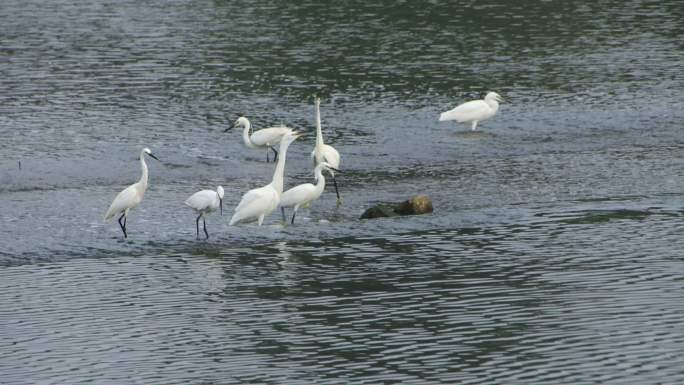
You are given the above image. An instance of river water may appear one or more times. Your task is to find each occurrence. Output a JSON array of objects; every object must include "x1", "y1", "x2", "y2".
[{"x1": 1, "y1": 0, "x2": 683, "y2": 383}]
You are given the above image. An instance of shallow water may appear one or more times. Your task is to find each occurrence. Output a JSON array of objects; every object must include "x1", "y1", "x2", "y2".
[{"x1": 1, "y1": 0, "x2": 684, "y2": 383}]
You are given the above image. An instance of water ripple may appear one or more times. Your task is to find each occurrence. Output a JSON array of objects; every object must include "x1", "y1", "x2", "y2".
[
  {"x1": 3, "y1": 213, "x2": 684, "y2": 383},
  {"x1": 1, "y1": 0, "x2": 684, "y2": 383}
]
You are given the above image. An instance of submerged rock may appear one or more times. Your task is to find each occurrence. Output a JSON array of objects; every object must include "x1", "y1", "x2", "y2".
[
  {"x1": 360, "y1": 194, "x2": 433, "y2": 219},
  {"x1": 359, "y1": 204, "x2": 399, "y2": 219}
]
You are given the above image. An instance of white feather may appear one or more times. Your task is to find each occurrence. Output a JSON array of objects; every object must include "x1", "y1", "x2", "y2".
[{"x1": 439, "y1": 92, "x2": 503, "y2": 130}]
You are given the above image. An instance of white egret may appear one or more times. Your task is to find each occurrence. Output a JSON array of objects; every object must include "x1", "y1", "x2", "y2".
[
  {"x1": 226, "y1": 116, "x2": 294, "y2": 162},
  {"x1": 230, "y1": 131, "x2": 303, "y2": 226},
  {"x1": 439, "y1": 91, "x2": 503, "y2": 131},
  {"x1": 311, "y1": 97, "x2": 342, "y2": 202},
  {"x1": 185, "y1": 186, "x2": 224, "y2": 239},
  {"x1": 280, "y1": 162, "x2": 340, "y2": 224},
  {"x1": 104, "y1": 147, "x2": 160, "y2": 238}
]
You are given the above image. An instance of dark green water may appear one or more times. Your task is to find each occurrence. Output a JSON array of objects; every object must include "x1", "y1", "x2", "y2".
[{"x1": 1, "y1": 0, "x2": 683, "y2": 383}]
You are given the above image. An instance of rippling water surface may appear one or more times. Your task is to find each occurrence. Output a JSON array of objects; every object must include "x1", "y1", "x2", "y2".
[{"x1": 1, "y1": 0, "x2": 684, "y2": 383}]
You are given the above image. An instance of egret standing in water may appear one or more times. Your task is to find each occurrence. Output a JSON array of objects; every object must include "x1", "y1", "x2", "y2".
[
  {"x1": 230, "y1": 131, "x2": 303, "y2": 226},
  {"x1": 104, "y1": 147, "x2": 160, "y2": 238},
  {"x1": 226, "y1": 116, "x2": 294, "y2": 162},
  {"x1": 185, "y1": 186, "x2": 224, "y2": 239},
  {"x1": 311, "y1": 97, "x2": 342, "y2": 202},
  {"x1": 280, "y1": 162, "x2": 340, "y2": 224},
  {"x1": 439, "y1": 91, "x2": 503, "y2": 131}
]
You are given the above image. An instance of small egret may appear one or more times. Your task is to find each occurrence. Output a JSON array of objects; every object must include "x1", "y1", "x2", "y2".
[
  {"x1": 311, "y1": 97, "x2": 342, "y2": 202},
  {"x1": 280, "y1": 162, "x2": 340, "y2": 224},
  {"x1": 439, "y1": 91, "x2": 503, "y2": 131},
  {"x1": 226, "y1": 116, "x2": 294, "y2": 162},
  {"x1": 230, "y1": 131, "x2": 303, "y2": 226},
  {"x1": 185, "y1": 186, "x2": 224, "y2": 239},
  {"x1": 104, "y1": 147, "x2": 160, "y2": 238}
]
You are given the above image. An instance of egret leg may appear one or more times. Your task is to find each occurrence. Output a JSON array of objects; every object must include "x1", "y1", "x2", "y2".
[
  {"x1": 332, "y1": 175, "x2": 341, "y2": 203},
  {"x1": 266, "y1": 148, "x2": 270, "y2": 163},
  {"x1": 195, "y1": 214, "x2": 202, "y2": 240},
  {"x1": 471, "y1": 121, "x2": 478, "y2": 131},
  {"x1": 281, "y1": 207, "x2": 287, "y2": 222},
  {"x1": 291, "y1": 207, "x2": 298, "y2": 224},
  {"x1": 257, "y1": 214, "x2": 265, "y2": 226},
  {"x1": 118, "y1": 212, "x2": 128, "y2": 239},
  {"x1": 203, "y1": 217, "x2": 209, "y2": 239},
  {"x1": 271, "y1": 146, "x2": 278, "y2": 162}
]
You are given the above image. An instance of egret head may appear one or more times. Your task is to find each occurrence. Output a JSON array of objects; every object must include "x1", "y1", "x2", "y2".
[
  {"x1": 485, "y1": 92, "x2": 503, "y2": 103},
  {"x1": 319, "y1": 161, "x2": 340, "y2": 173},
  {"x1": 217, "y1": 186, "x2": 224, "y2": 216},
  {"x1": 226, "y1": 116, "x2": 250, "y2": 132},
  {"x1": 143, "y1": 147, "x2": 160, "y2": 161},
  {"x1": 316, "y1": 161, "x2": 341, "y2": 180},
  {"x1": 283, "y1": 131, "x2": 304, "y2": 145}
]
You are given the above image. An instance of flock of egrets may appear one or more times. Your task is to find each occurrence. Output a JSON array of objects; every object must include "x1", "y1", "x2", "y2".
[{"x1": 104, "y1": 92, "x2": 503, "y2": 239}]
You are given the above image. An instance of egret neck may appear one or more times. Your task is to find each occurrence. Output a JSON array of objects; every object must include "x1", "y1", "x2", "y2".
[
  {"x1": 270, "y1": 137, "x2": 293, "y2": 196},
  {"x1": 313, "y1": 163, "x2": 326, "y2": 195},
  {"x1": 138, "y1": 148, "x2": 149, "y2": 193},
  {"x1": 314, "y1": 98, "x2": 324, "y2": 153},
  {"x1": 485, "y1": 97, "x2": 500, "y2": 115},
  {"x1": 241, "y1": 119, "x2": 258, "y2": 149}
]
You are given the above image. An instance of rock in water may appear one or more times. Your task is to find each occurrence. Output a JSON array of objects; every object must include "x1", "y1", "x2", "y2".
[
  {"x1": 360, "y1": 194, "x2": 433, "y2": 219},
  {"x1": 360, "y1": 204, "x2": 399, "y2": 219},
  {"x1": 395, "y1": 194, "x2": 433, "y2": 215}
]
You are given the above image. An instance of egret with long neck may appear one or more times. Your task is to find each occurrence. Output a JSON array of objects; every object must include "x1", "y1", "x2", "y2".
[
  {"x1": 311, "y1": 97, "x2": 341, "y2": 202},
  {"x1": 104, "y1": 147, "x2": 160, "y2": 238},
  {"x1": 226, "y1": 116, "x2": 294, "y2": 162},
  {"x1": 230, "y1": 131, "x2": 303, "y2": 226}
]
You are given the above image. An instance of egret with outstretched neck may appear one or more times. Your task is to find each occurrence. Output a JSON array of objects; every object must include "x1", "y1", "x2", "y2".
[
  {"x1": 311, "y1": 97, "x2": 342, "y2": 202},
  {"x1": 226, "y1": 116, "x2": 293, "y2": 162},
  {"x1": 104, "y1": 147, "x2": 160, "y2": 238},
  {"x1": 230, "y1": 131, "x2": 303, "y2": 226},
  {"x1": 185, "y1": 186, "x2": 224, "y2": 239},
  {"x1": 439, "y1": 92, "x2": 503, "y2": 131},
  {"x1": 280, "y1": 162, "x2": 340, "y2": 224}
]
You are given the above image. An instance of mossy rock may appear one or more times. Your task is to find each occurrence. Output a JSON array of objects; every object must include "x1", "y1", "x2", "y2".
[
  {"x1": 360, "y1": 194, "x2": 433, "y2": 219},
  {"x1": 395, "y1": 194, "x2": 433, "y2": 215},
  {"x1": 360, "y1": 204, "x2": 400, "y2": 219}
]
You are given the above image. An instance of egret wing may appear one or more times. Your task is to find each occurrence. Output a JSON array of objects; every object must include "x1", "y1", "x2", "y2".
[
  {"x1": 250, "y1": 126, "x2": 292, "y2": 146},
  {"x1": 184, "y1": 190, "x2": 215, "y2": 211},
  {"x1": 230, "y1": 186, "x2": 278, "y2": 224},
  {"x1": 321, "y1": 144, "x2": 340, "y2": 169},
  {"x1": 104, "y1": 184, "x2": 138, "y2": 220},
  {"x1": 439, "y1": 100, "x2": 488, "y2": 122},
  {"x1": 280, "y1": 183, "x2": 315, "y2": 208}
]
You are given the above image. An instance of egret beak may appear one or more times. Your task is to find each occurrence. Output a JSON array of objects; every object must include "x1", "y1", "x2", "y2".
[
  {"x1": 219, "y1": 198, "x2": 223, "y2": 216},
  {"x1": 224, "y1": 122, "x2": 234, "y2": 132},
  {"x1": 294, "y1": 132, "x2": 306, "y2": 139},
  {"x1": 329, "y1": 166, "x2": 342, "y2": 173},
  {"x1": 148, "y1": 153, "x2": 160, "y2": 161}
]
